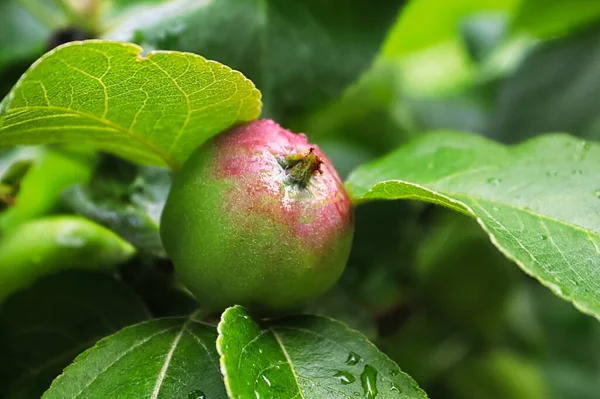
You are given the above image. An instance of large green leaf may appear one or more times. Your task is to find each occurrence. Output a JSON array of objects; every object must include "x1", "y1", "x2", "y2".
[
  {"x1": 43, "y1": 315, "x2": 226, "y2": 398},
  {"x1": 0, "y1": 271, "x2": 149, "y2": 399},
  {"x1": 488, "y1": 25, "x2": 600, "y2": 142},
  {"x1": 346, "y1": 132, "x2": 600, "y2": 319},
  {"x1": 218, "y1": 306, "x2": 427, "y2": 398},
  {"x1": 0, "y1": 40, "x2": 261, "y2": 169},
  {"x1": 107, "y1": 0, "x2": 401, "y2": 120}
]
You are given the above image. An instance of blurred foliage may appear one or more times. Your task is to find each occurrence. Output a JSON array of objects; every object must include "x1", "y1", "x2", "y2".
[
  {"x1": 382, "y1": 0, "x2": 518, "y2": 57},
  {"x1": 107, "y1": 0, "x2": 403, "y2": 121},
  {"x1": 0, "y1": 0, "x2": 600, "y2": 398},
  {"x1": 0, "y1": 0, "x2": 65, "y2": 69},
  {"x1": 0, "y1": 270, "x2": 149, "y2": 398},
  {"x1": 489, "y1": 24, "x2": 600, "y2": 142},
  {"x1": 61, "y1": 154, "x2": 170, "y2": 257}
]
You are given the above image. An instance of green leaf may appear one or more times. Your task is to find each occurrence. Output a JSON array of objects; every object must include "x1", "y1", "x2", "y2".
[
  {"x1": 218, "y1": 306, "x2": 427, "y2": 398},
  {"x1": 0, "y1": 40, "x2": 261, "y2": 169},
  {"x1": 0, "y1": 216, "x2": 135, "y2": 301},
  {"x1": 0, "y1": 154, "x2": 33, "y2": 211},
  {"x1": 0, "y1": 158, "x2": 32, "y2": 187},
  {"x1": 346, "y1": 132, "x2": 600, "y2": 319},
  {"x1": 0, "y1": 146, "x2": 96, "y2": 230},
  {"x1": 43, "y1": 315, "x2": 226, "y2": 399},
  {"x1": 0, "y1": 270, "x2": 149, "y2": 399},
  {"x1": 511, "y1": 0, "x2": 600, "y2": 39},
  {"x1": 382, "y1": 0, "x2": 517, "y2": 57},
  {"x1": 108, "y1": 0, "x2": 401, "y2": 120},
  {"x1": 489, "y1": 25, "x2": 600, "y2": 142}
]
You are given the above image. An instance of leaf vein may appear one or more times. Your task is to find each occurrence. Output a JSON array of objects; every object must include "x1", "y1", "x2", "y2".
[
  {"x1": 72, "y1": 325, "x2": 178, "y2": 398},
  {"x1": 150, "y1": 320, "x2": 190, "y2": 399},
  {"x1": 272, "y1": 330, "x2": 305, "y2": 399}
]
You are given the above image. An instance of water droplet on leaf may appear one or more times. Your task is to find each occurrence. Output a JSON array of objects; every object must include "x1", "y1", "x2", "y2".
[
  {"x1": 361, "y1": 364, "x2": 378, "y2": 398},
  {"x1": 261, "y1": 374, "x2": 272, "y2": 387},
  {"x1": 540, "y1": 235, "x2": 548, "y2": 240},
  {"x1": 334, "y1": 370, "x2": 356, "y2": 385},
  {"x1": 390, "y1": 383, "x2": 401, "y2": 393},
  {"x1": 345, "y1": 352, "x2": 361, "y2": 365},
  {"x1": 188, "y1": 390, "x2": 206, "y2": 399},
  {"x1": 549, "y1": 283, "x2": 563, "y2": 296},
  {"x1": 56, "y1": 225, "x2": 86, "y2": 248}
]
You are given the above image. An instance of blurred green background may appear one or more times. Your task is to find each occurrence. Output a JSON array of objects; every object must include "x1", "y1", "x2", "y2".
[{"x1": 1, "y1": 0, "x2": 599, "y2": 398}]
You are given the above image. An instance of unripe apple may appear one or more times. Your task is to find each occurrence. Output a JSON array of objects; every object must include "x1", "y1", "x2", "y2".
[{"x1": 161, "y1": 119, "x2": 354, "y2": 312}]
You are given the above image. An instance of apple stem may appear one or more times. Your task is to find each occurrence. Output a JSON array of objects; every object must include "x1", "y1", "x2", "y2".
[{"x1": 283, "y1": 148, "x2": 323, "y2": 187}]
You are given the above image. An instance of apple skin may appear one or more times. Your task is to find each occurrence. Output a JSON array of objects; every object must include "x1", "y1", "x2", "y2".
[{"x1": 160, "y1": 119, "x2": 354, "y2": 312}]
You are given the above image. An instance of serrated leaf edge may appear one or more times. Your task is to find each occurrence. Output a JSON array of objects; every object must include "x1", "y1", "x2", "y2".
[
  {"x1": 0, "y1": 40, "x2": 262, "y2": 170},
  {"x1": 217, "y1": 306, "x2": 429, "y2": 399},
  {"x1": 349, "y1": 178, "x2": 600, "y2": 322}
]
